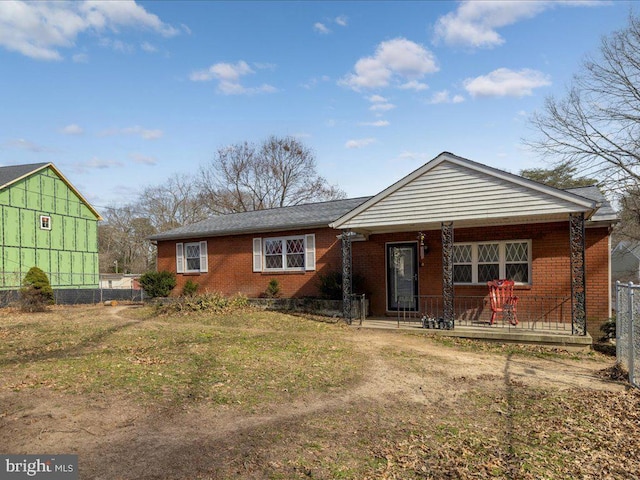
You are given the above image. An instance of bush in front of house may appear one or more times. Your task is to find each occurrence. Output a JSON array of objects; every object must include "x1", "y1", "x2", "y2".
[
  {"x1": 19, "y1": 266, "x2": 55, "y2": 312},
  {"x1": 155, "y1": 292, "x2": 249, "y2": 315},
  {"x1": 182, "y1": 279, "x2": 199, "y2": 297},
  {"x1": 139, "y1": 270, "x2": 177, "y2": 298},
  {"x1": 317, "y1": 270, "x2": 366, "y2": 300},
  {"x1": 600, "y1": 317, "x2": 616, "y2": 340},
  {"x1": 264, "y1": 278, "x2": 281, "y2": 298}
]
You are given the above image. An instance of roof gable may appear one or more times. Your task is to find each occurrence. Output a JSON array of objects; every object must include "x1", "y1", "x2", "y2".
[
  {"x1": 0, "y1": 162, "x2": 101, "y2": 220},
  {"x1": 331, "y1": 152, "x2": 599, "y2": 232}
]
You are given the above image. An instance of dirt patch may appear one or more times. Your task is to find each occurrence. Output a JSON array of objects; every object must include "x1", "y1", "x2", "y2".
[{"x1": 0, "y1": 307, "x2": 633, "y2": 479}]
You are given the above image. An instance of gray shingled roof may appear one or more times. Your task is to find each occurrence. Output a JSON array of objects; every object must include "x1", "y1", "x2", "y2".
[
  {"x1": 564, "y1": 185, "x2": 618, "y2": 222},
  {"x1": 0, "y1": 162, "x2": 49, "y2": 189},
  {"x1": 150, "y1": 175, "x2": 619, "y2": 242},
  {"x1": 149, "y1": 196, "x2": 372, "y2": 241}
]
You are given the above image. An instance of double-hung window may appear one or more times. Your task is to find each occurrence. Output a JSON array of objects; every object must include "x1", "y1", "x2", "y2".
[
  {"x1": 453, "y1": 240, "x2": 530, "y2": 285},
  {"x1": 176, "y1": 241, "x2": 208, "y2": 274},
  {"x1": 253, "y1": 234, "x2": 316, "y2": 272}
]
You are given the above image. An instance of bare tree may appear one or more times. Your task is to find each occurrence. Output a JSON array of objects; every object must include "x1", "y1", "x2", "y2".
[
  {"x1": 99, "y1": 205, "x2": 156, "y2": 274},
  {"x1": 526, "y1": 13, "x2": 640, "y2": 196},
  {"x1": 198, "y1": 136, "x2": 345, "y2": 213},
  {"x1": 138, "y1": 173, "x2": 208, "y2": 232}
]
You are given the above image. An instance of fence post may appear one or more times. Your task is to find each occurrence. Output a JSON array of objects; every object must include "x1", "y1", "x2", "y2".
[
  {"x1": 616, "y1": 281, "x2": 622, "y2": 360},
  {"x1": 630, "y1": 282, "x2": 636, "y2": 386}
]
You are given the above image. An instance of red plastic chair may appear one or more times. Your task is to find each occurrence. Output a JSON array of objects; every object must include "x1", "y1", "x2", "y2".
[{"x1": 487, "y1": 279, "x2": 518, "y2": 325}]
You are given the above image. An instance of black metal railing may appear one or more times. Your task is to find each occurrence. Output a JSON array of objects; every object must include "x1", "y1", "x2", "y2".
[{"x1": 396, "y1": 295, "x2": 572, "y2": 332}]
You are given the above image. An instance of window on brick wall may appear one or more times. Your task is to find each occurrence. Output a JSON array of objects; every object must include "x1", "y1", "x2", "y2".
[
  {"x1": 176, "y1": 241, "x2": 208, "y2": 274},
  {"x1": 253, "y1": 234, "x2": 316, "y2": 272},
  {"x1": 453, "y1": 240, "x2": 530, "y2": 285}
]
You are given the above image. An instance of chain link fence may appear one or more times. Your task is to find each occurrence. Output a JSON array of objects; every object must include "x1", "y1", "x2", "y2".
[
  {"x1": 615, "y1": 281, "x2": 640, "y2": 388},
  {"x1": 0, "y1": 287, "x2": 144, "y2": 307}
]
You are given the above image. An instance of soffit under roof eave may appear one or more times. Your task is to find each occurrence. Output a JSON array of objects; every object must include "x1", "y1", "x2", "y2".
[{"x1": 336, "y1": 212, "x2": 599, "y2": 235}]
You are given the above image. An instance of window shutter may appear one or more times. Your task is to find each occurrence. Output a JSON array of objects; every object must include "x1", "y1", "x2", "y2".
[
  {"x1": 176, "y1": 243, "x2": 184, "y2": 274},
  {"x1": 199, "y1": 241, "x2": 208, "y2": 273},
  {"x1": 305, "y1": 234, "x2": 316, "y2": 271},
  {"x1": 253, "y1": 238, "x2": 262, "y2": 272}
]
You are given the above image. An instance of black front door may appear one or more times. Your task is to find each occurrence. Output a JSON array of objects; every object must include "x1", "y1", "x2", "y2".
[{"x1": 387, "y1": 243, "x2": 418, "y2": 311}]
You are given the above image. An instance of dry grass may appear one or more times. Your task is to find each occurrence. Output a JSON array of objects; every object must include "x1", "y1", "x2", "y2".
[{"x1": 1, "y1": 304, "x2": 638, "y2": 479}]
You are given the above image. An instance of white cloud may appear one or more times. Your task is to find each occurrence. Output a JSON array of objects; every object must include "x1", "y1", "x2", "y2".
[
  {"x1": 399, "y1": 80, "x2": 429, "y2": 91},
  {"x1": 61, "y1": 124, "x2": 84, "y2": 135},
  {"x1": 366, "y1": 94, "x2": 395, "y2": 112},
  {"x1": 394, "y1": 151, "x2": 432, "y2": 162},
  {"x1": 99, "y1": 37, "x2": 134, "y2": 53},
  {"x1": 368, "y1": 94, "x2": 387, "y2": 103},
  {"x1": 3, "y1": 138, "x2": 51, "y2": 152},
  {"x1": 73, "y1": 157, "x2": 124, "y2": 173},
  {"x1": 345, "y1": 138, "x2": 376, "y2": 149},
  {"x1": 141, "y1": 41, "x2": 157, "y2": 53},
  {"x1": 335, "y1": 15, "x2": 348, "y2": 27},
  {"x1": 314, "y1": 15, "x2": 347, "y2": 34},
  {"x1": 100, "y1": 125, "x2": 163, "y2": 140},
  {"x1": 0, "y1": 0, "x2": 180, "y2": 61},
  {"x1": 72, "y1": 53, "x2": 88, "y2": 63},
  {"x1": 463, "y1": 68, "x2": 551, "y2": 98},
  {"x1": 429, "y1": 90, "x2": 465, "y2": 104},
  {"x1": 433, "y1": 1, "x2": 600, "y2": 49},
  {"x1": 369, "y1": 102, "x2": 395, "y2": 112},
  {"x1": 301, "y1": 75, "x2": 331, "y2": 89},
  {"x1": 293, "y1": 132, "x2": 312, "y2": 139},
  {"x1": 314, "y1": 22, "x2": 330, "y2": 34},
  {"x1": 340, "y1": 37, "x2": 438, "y2": 91},
  {"x1": 130, "y1": 152, "x2": 157, "y2": 165},
  {"x1": 190, "y1": 60, "x2": 277, "y2": 95},
  {"x1": 359, "y1": 120, "x2": 390, "y2": 127}
]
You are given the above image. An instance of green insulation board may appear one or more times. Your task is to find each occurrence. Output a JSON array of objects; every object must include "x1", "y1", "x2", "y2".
[{"x1": 0, "y1": 166, "x2": 100, "y2": 289}]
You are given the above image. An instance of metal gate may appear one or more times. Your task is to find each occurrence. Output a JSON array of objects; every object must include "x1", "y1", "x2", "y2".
[{"x1": 615, "y1": 281, "x2": 640, "y2": 388}]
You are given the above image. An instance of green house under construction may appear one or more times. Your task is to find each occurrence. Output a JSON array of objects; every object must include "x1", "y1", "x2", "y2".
[{"x1": 0, "y1": 163, "x2": 101, "y2": 289}]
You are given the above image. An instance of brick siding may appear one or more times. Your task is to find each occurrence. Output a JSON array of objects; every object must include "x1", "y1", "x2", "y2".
[{"x1": 156, "y1": 221, "x2": 611, "y2": 337}]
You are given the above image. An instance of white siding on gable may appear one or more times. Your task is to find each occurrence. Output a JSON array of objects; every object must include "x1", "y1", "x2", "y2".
[{"x1": 339, "y1": 162, "x2": 590, "y2": 230}]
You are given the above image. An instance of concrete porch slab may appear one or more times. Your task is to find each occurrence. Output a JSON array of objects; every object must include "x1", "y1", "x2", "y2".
[{"x1": 352, "y1": 318, "x2": 593, "y2": 352}]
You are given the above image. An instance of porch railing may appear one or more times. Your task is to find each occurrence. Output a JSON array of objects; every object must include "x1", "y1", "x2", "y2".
[{"x1": 396, "y1": 295, "x2": 572, "y2": 332}]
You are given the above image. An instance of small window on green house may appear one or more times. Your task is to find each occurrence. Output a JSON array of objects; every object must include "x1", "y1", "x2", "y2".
[{"x1": 40, "y1": 215, "x2": 51, "y2": 230}]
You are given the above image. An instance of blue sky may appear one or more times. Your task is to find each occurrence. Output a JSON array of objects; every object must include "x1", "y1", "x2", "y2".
[{"x1": 0, "y1": 1, "x2": 634, "y2": 211}]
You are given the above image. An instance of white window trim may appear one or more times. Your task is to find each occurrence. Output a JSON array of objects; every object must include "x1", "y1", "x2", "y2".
[
  {"x1": 254, "y1": 234, "x2": 315, "y2": 272},
  {"x1": 40, "y1": 215, "x2": 51, "y2": 230},
  {"x1": 176, "y1": 241, "x2": 208, "y2": 274},
  {"x1": 453, "y1": 239, "x2": 531, "y2": 285}
]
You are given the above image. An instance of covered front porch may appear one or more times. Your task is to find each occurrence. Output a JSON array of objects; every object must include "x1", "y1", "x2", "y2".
[
  {"x1": 329, "y1": 153, "x2": 615, "y2": 344},
  {"x1": 347, "y1": 291, "x2": 593, "y2": 350}
]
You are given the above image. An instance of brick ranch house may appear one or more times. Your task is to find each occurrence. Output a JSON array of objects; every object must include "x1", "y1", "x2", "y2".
[{"x1": 150, "y1": 152, "x2": 617, "y2": 339}]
